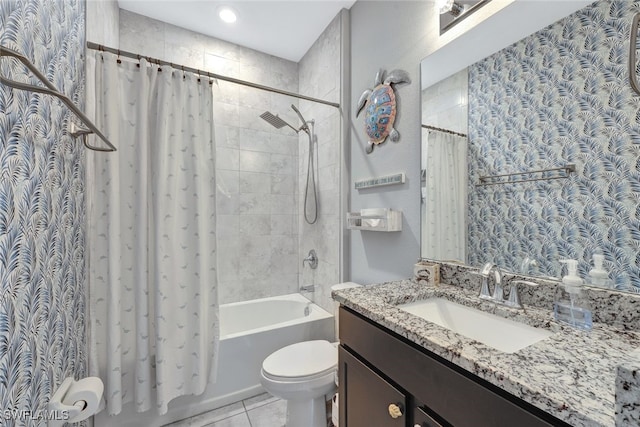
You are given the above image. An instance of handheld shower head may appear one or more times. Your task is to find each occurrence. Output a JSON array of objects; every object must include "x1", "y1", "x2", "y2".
[
  {"x1": 258, "y1": 106, "x2": 318, "y2": 225},
  {"x1": 290, "y1": 104, "x2": 307, "y2": 125}
]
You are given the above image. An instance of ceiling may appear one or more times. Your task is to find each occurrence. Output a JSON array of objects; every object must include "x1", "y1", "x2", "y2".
[{"x1": 117, "y1": 0, "x2": 357, "y2": 62}]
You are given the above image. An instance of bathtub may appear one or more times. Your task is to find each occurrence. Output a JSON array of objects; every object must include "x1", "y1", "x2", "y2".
[{"x1": 94, "y1": 293, "x2": 334, "y2": 427}]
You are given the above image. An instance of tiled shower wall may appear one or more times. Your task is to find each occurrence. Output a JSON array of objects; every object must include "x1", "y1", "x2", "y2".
[
  {"x1": 421, "y1": 69, "x2": 468, "y2": 136},
  {"x1": 298, "y1": 12, "x2": 344, "y2": 313},
  {"x1": 118, "y1": 10, "x2": 301, "y2": 303},
  {"x1": 86, "y1": 0, "x2": 119, "y2": 46},
  {"x1": 0, "y1": 0, "x2": 87, "y2": 423}
]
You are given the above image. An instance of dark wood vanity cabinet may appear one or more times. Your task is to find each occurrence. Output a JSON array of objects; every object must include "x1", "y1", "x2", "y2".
[{"x1": 338, "y1": 306, "x2": 571, "y2": 427}]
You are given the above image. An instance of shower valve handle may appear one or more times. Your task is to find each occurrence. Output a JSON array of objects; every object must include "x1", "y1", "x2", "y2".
[{"x1": 302, "y1": 250, "x2": 318, "y2": 269}]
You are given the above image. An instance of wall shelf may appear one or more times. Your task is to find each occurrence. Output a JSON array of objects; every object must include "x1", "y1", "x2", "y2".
[{"x1": 346, "y1": 209, "x2": 402, "y2": 232}]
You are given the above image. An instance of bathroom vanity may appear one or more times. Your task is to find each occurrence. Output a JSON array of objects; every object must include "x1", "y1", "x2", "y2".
[
  {"x1": 334, "y1": 277, "x2": 640, "y2": 427},
  {"x1": 338, "y1": 306, "x2": 566, "y2": 426}
]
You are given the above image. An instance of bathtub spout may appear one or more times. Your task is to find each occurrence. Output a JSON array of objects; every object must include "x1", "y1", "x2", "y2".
[{"x1": 300, "y1": 284, "x2": 316, "y2": 293}]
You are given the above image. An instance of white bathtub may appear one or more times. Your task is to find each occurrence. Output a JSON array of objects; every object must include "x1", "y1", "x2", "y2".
[{"x1": 95, "y1": 293, "x2": 334, "y2": 427}]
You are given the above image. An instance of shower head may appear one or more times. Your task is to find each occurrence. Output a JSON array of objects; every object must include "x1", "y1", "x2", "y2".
[
  {"x1": 260, "y1": 111, "x2": 299, "y2": 133},
  {"x1": 260, "y1": 105, "x2": 310, "y2": 134}
]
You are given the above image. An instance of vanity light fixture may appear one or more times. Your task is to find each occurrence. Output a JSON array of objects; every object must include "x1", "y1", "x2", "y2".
[
  {"x1": 438, "y1": 0, "x2": 490, "y2": 34},
  {"x1": 437, "y1": 0, "x2": 464, "y2": 17},
  {"x1": 218, "y1": 6, "x2": 237, "y2": 24}
]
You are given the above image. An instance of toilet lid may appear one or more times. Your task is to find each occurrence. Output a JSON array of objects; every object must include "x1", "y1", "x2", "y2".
[{"x1": 262, "y1": 340, "x2": 337, "y2": 378}]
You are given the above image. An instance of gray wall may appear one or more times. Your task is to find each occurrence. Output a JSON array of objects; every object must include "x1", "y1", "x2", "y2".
[{"x1": 349, "y1": 1, "x2": 431, "y2": 283}]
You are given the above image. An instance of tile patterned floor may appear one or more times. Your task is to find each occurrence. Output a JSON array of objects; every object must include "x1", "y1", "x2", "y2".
[{"x1": 163, "y1": 393, "x2": 286, "y2": 427}]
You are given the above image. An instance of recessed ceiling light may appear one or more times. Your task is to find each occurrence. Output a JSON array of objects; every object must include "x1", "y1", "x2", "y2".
[{"x1": 218, "y1": 7, "x2": 237, "y2": 24}]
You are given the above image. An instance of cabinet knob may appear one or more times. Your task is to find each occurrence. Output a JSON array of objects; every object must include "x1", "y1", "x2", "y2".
[{"x1": 388, "y1": 403, "x2": 403, "y2": 419}]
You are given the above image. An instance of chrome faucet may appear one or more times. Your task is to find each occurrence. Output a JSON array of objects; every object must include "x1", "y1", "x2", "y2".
[
  {"x1": 478, "y1": 263, "x2": 539, "y2": 309},
  {"x1": 478, "y1": 262, "x2": 502, "y2": 301},
  {"x1": 302, "y1": 249, "x2": 318, "y2": 269}
]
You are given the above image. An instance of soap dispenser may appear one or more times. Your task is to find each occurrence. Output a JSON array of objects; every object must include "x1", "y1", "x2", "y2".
[
  {"x1": 554, "y1": 259, "x2": 593, "y2": 331},
  {"x1": 589, "y1": 249, "x2": 612, "y2": 288}
]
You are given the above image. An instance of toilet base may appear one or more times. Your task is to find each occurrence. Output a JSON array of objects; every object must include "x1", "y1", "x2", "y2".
[{"x1": 286, "y1": 394, "x2": 329, "y2": 427}]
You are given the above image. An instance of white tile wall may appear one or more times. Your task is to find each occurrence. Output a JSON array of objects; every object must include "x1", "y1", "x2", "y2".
[
  {"x1": 119, "y1": 9, "x2": 344, "y2": 307},
  {"x1": 421, "y1": 68, "x2": 468, "y2": 135},
  {"x1": 298, "y1": 13, "x2": 344, "y2": 314},
  {"x1": 119, "y1": 10, "x2": 301, "y2": 304},
  {"x1": 86, "y1": 0, "x2": 119, "y2": 46}
]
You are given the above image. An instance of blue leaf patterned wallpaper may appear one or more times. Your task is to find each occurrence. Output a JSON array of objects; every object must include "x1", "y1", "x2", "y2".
[
  {"x1": 468, "y1": 0, "x2": 640, "y2": 291},
  {"x1": 0, "y1": 0, "x2": 87, "y2": 424}
]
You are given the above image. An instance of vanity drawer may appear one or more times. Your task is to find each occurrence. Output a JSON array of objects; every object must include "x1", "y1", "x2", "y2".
[
  {"x1": 339, "y1": 306, "x2": 567, "y2": 427},
  {"x1": 414, "y1": 405, "x2": 447, "y2": 427}
]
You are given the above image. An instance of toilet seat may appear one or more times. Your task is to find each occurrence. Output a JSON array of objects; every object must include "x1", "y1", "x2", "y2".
[{"x1": 262, "y1": 340, "x2": 337, "y2": 381}]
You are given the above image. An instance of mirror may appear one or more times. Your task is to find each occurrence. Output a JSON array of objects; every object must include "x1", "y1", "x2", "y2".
[{"x1": 421, "y1": 0, "x2": 640, "y2": 293}]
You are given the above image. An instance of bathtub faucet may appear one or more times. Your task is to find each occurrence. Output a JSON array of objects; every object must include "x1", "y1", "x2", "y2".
[{"x1": 300, "y1": 284, "x2": 316, "y2": 293}]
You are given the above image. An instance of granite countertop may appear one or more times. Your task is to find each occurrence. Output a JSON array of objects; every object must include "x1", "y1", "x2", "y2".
[{"x1": 333, "y1": 280, "x2": 640, "y2": 427}]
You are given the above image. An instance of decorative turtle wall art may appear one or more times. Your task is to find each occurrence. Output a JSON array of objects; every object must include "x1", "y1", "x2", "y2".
[{"x1": 356, "y1": 69, "x2": 411, "y2": 154}]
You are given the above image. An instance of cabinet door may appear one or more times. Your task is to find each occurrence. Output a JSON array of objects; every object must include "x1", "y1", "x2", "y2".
[{"x1": 339, "y1": 346, "x2": 407, "y2": 427}]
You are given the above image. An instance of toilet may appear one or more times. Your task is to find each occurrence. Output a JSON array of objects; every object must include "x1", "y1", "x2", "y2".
[{"x1": 260, "y1": 282, "x2": 362, "y2": 427}]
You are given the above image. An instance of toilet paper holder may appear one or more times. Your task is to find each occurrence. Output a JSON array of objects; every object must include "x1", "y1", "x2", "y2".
[{"x1": 48, "y1": 377, "x2": 103, "y2": 427}]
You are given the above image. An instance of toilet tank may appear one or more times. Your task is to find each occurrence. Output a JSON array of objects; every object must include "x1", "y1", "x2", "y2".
[{"x1": 330, "y1": 282, "x2": 362, "y2": 340}]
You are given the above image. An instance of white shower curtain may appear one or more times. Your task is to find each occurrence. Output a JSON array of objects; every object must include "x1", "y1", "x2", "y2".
[
  {"x1": 86, "y1": 51, "x2": 219, "y2": 416},
  {"x1": 422, "y1": 130, "x2": 467, "y2": 262}
]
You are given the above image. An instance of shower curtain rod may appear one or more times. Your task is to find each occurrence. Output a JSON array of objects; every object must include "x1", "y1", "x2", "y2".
[
  {"x1": 87, "y1": 42, "x2": 340, "y2": 109},
  {"x1": 422, "y1": 124, "x2": 467, "y2": 138}
]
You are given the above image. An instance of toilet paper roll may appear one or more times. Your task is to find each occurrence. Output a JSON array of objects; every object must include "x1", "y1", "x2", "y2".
[{"x1": 61, "y1": 377, "x2": 104, "y2": 422}]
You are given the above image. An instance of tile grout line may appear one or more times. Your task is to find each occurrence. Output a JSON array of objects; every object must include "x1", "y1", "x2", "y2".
[{"x1": 242, "y1": 400, "x2": 253, "y2": 427}]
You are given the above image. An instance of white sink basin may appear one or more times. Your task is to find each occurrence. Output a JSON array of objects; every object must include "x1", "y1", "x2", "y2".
[{"x1": 398, "y1": 298, "x2": 552, "y2": 353}]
